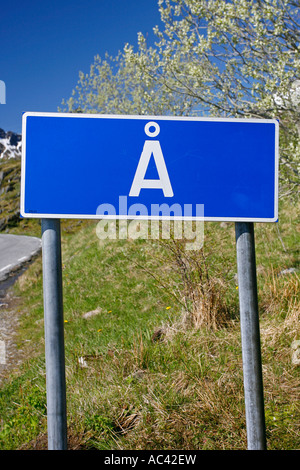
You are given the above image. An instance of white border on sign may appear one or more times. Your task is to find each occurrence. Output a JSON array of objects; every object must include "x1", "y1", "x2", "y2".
[{"x1": 20, "y1": 112, "x2": 279, "y2": 222}]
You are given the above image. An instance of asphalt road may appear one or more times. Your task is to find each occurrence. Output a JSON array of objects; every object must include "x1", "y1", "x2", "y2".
[{"x1": 0, "y1": 234, "x2": 42, "y2": 281}]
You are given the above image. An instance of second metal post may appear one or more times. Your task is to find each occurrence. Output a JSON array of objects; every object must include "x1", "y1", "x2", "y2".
[{"x1": 235, "y1": 222, "x2": 266, "y2": 450}]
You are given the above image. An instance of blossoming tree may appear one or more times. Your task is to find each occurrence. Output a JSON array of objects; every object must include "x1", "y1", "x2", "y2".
[{"x1": 62, "y1": 0, "x2": 300, "y2": 196}]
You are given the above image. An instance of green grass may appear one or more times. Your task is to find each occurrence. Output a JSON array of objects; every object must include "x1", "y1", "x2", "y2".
[{"x1": 0, "y1": 199, "x2": 299, "y2": 450}]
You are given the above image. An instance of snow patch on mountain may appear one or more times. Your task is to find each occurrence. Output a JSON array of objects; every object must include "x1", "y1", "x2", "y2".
[{"x1": 0, "y1": 128, "x2": 22, "y2": 159}]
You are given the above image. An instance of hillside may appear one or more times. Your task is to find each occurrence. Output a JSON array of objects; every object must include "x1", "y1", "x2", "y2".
[
  {"x1": 0, "y1": 198, "x2": 298, "y2": 450},
  {"x1": 0, "y1": 129, "x2": 23, "y2": 233}
]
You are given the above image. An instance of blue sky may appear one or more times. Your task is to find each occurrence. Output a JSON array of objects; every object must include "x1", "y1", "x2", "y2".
[{"x1": 0, "y1": 0, "x2": 162, "y2": 133}]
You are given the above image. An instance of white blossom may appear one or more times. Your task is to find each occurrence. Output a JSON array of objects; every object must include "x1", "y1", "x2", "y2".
[{"x1": 61, "y1": 0, "x2": 300, "y2": 196}]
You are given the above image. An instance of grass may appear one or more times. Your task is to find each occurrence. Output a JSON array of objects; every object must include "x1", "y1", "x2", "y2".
[
  {"x1": 0, "y1": 199, "x2": 299, "y2": 450},
  {"x1": 0, "y1": 158, "x2": 22, "y2": 231}
]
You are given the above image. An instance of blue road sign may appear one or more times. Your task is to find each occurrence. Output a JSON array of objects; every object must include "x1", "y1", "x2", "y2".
[{"x1": 21, "y1": 112, "x2": 278, "y2": 222}]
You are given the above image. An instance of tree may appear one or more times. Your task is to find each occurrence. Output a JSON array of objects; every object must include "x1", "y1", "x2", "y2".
[
  {"x1": 62, "y1": 0, "x2": 299, "y2": 196},
  {"x1": 124, "y1": 0, "x2": 300, "y2": 196},
  {"x1": 60, "y1": 52, "x2": 194, "y2": 117}
]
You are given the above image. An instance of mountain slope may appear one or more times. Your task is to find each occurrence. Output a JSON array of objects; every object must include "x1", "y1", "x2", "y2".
[
  {"x1": 0, "y1": 129, "x2": 22, "y2": 160},
  {"x1": 0, "y1": 129, "x2": 22, "y2": 232}
]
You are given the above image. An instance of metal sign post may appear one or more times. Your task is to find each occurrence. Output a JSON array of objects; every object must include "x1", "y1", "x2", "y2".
[
  {"x1": 41, "y1": 218, "x2": 67, "y2": 450},
  {"x1": 235, "y1": 222, "x2": 266, "y2": 450}
]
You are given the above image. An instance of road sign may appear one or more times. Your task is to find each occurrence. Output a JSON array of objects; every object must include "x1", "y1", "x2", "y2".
[
  {"x1": 21, "y1": 111, "x2": 275, "y2": 449},
  {"x1": 21, "y1": 112, "x2": 279, "y2": 221}
]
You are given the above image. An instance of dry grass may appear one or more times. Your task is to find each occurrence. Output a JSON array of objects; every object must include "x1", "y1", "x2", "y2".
[{"x1": 139, "y1": 237, "x2": 232, "y2": 332}]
